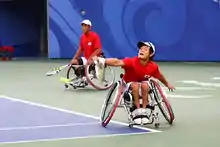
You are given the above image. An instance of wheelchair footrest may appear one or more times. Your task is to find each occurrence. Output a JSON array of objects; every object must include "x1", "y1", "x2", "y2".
[
  {"x1": 130, "y1": 105, "x2": 155, "y2": 112},
  {"x1": 129, "y1": 120, "x2": 154, "y2": 127}
]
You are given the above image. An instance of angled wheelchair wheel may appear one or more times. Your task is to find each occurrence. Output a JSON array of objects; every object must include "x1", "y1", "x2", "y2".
[
  {"x1": 85, "y1": 63, "x2": 115, "y2": 90},
  {"x1": 100, "y1": 81, "x2": 123, "y2": 127},
  {"x1": 65, "y1": 65, "x2": 84, "y2": 88},
  {"x1": 150, "y1": 80, "x2": 175, "y2": 124},
  {"x1": 67, "y1": 65, "x2": 86, "y2": 78},
  {"x1": 67, "y1": 66, "x2": 76, "y2": 79}
]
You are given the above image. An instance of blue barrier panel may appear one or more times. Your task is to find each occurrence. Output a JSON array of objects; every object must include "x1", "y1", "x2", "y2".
[{"x1": 48, "y1": 0, "x2": 220, "y2": 61}]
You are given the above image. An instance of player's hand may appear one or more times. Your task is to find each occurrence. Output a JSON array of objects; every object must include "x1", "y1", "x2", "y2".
[
  {"x1": 70, "y1": 58, "x2": 75, "y2": 65},
  {"x1": 92, "y1": 56, "x2": 98, "y2": 63},
  {"x1": 167, "y1": 84, "x2": 175, "y2": 91},
  {"x1": 92, "y1": 56, "x2": 105, "y2": 65}
]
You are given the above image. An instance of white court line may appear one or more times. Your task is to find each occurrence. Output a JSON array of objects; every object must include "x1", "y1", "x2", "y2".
[
  {"x1": 176, "y1": 80, "x2": 199, "y2": 84},
  {"x1": 167, "y1": 94, "x2": 213, "y2": 99},
  {"x1": 0, "y1": 131, "x2": 156, "y2": 145},
  {"x1": 177, "y1": 80, "x2": 220, "y2": 87},
  {"x1": 0, "y1": 95, "x2": 160, "y2": 132},
  {"x1": 0, "y1": 122, "x2": 99, "y2": 131},
  {"x1": 212, "y1": 77, "x2": 220, "y2": 80},
  {"x1": 0, "y1": 95, "x2": 160, "y2": 144},
  {"x1": 162, "y1": 86, "x2": 216, "y2": 91}
]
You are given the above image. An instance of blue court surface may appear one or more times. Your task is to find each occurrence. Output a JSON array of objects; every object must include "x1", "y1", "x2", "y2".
[{"x1": 0, "y1": 96, "x2": 160, "y2": 144}]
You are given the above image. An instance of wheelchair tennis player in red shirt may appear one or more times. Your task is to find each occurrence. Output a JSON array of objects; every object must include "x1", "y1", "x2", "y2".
[
  {"x1": 93, "y1": 41, "x2": 175, "y2": 125},
  {"x1": 69, "y1": 19, "x2": 104, "y2": 86}
]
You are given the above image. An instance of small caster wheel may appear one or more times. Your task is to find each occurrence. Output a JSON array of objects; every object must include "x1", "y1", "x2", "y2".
[
  {"x1": 155, "y1": 123, "x2": 160, "y2": 128},
  {"x1": 70, "y1": 83, "x2": 76, "y2": 89},
  {"x1": 65, "y1": 84, "x2": 69, "y2": 89},
  {"x1": 129, "y1": 124, "x2": 133, "y2": 128}
]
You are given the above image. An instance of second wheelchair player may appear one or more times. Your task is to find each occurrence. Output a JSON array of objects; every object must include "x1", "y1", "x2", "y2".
[
  {"x1": 65, "y1": 19, "x2": 115, "y2": 90},
  {"x1": 93, "y1": 41, "x2": 175, "y2": 125}
]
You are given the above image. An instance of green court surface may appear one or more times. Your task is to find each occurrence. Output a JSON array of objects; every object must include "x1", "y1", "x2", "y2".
[{"x1": 0, "y1": 60, "x2": 220, "y2": 147}]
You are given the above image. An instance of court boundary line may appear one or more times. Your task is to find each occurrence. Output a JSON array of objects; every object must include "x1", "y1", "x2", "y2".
[
  {"x1": 0, "y1": 131, "x2": 156, "y2": 145},
  {"x1": 177, "y1": 80, "x2": 220, "y2": 87},
  {"x1": 162, "y1": 86, "x2": 216, "y2": 91},
  {"x1": 167, "y1": 94, "x2": 213, "y2": 99},
  {"x1": 0, "y1": 122, "x2": 100, "y2": 131},
  {"x1": 0, "y1": 95, "x2": 161, "y2": 144},
  {"x1": 212, "y1": 77, "x2": 220, "y2": 80},
  {"x1": 0, "y1": 95, "x2": 160, "y2": 132}
]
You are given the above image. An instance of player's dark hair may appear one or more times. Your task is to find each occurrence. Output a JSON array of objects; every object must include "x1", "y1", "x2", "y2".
[
  {"x1": 149, "y1": 46, "x2": 155, "y2": 61},
  {"x1": 137, "y1": 41, "x2": 155, "y2": 61}
]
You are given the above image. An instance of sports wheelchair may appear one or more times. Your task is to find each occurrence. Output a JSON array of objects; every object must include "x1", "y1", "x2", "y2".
[
  {"x1": 100, "y1": 74, "x2": 175, "y2": 128},
  {"x1": 64, "y1": 62, "x2": 115, "y2": 90}
]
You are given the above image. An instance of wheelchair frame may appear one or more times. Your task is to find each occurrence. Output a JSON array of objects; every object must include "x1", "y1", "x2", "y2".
[
  {"x1": 65, "y1": 63, "x2": 115, "y2": 90},
  {"x1": 100, "y1": 74, "x2": 175, "y2": 128}
]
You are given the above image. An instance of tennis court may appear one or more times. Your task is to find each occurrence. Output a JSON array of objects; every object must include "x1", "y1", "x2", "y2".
[{"x1": 0, "y1": 60, "x2": 220, "y2": 147}]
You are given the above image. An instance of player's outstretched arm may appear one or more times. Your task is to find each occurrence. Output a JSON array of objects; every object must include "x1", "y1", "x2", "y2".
[
  {"x1": 94, "y1": 57, "x2": 125, "y2": 67},
  {"x1": 105, "y1": 58, "x2": 124, "y2": 67},
  {"x1": 158, "y1": 73, "x2": 169, "y2": 87},
  {"x1": 154, "y1": 66, "x2": 175, "y2": 91},
  {"x1": 158, "y1": 73, "x2": 175, "y2": 91}
]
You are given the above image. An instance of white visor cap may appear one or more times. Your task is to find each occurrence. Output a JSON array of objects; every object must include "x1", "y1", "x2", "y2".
[
  {"x1": 81, "y1": 19, "x2": 92, "y2": 26},
  {"x1": 137, "y1": 41, "x2": 155, "y2": 55}
]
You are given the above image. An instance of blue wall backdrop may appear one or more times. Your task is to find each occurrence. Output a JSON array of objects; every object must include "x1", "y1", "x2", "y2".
[
  {"x1": 0, "y1": 1, "x2": 44, "y2": 57},
  {"x1": 49, "y1": 0, "x2": 220, "y2": 61}
]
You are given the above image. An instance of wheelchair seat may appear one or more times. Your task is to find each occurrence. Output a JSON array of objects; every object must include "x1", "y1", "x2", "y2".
[
  {"x1": 73, "y1": 64, "x2": 96, "y2": 78},
  {"x1": 123, "y1": 89, "x2": 155, "y2": 113}
]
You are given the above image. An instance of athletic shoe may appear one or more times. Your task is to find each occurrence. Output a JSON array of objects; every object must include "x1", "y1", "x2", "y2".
[
  {"x1": 141, "y1": 108, "x2": 149, "y2": 124},
  {"x1": 132, "y1": 108, "x2": 142, "y2": 125}
]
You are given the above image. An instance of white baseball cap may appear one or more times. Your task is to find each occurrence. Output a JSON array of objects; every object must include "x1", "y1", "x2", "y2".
[
  {"x1": 137, "y1": 41, "x2": 155, "y2": 55},
  {"x1": 81, "y1": 19, "x2": 92, "y2": 26}
]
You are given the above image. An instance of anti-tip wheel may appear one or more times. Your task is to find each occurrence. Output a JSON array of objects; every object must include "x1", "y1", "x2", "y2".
[
  {"x1": 155, "y1": 123, "x2": 160, "y2": 128},
  {"x1": 129, "y1": 124, "x2": 133, "y2": 128},
  {"x1": 64, "y1": 84, "x2": 69, "y2": 89}
]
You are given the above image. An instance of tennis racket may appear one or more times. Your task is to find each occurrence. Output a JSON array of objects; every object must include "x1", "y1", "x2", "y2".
[
  {"x1": 46, "y1": 64, "x2": 70, "y2": 76},
  {"x1": 46, "y1": 64, "x2": 84, "y2": 76}
]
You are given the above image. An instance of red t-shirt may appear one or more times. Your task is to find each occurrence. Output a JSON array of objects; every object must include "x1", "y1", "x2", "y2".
[
  {"x1": 79, "y1": 31, "x2": 102, "y2": 59},
  {"x1": 122, "y1": 57, "x2": 161, "y2": 83}
]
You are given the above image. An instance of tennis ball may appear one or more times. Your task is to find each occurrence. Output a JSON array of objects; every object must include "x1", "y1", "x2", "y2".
[{"x1": 81, "y1": 9, "x2": 86, "y2": 16}]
